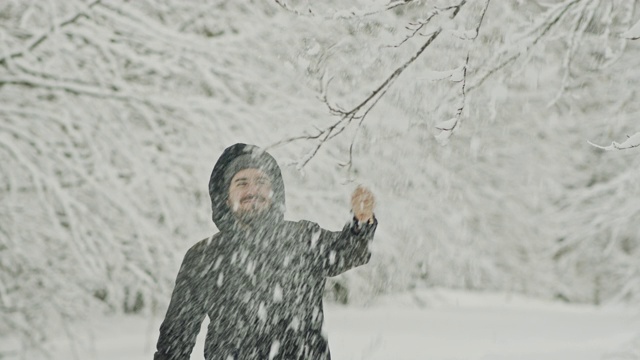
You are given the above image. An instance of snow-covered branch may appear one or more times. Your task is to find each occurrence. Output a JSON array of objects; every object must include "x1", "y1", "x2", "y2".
[
  {"x1": 621, "y1": 19, "x2": 640, "y2": 40},
  {"x1": 271, "y1": 0, "x2": 478, "y2": 168},
  {"x1": 275, "y1": 0, "x2": 417, "y2": 19},
  {"x1": 0, "y1": 0, "x2": 102, "y2": 66},
  {"x1": 434, "y1": 53, "x2": 469, "y2": 145},
  {"x1": 588, "y1": 132, "x2": 640, "y2": 151}
]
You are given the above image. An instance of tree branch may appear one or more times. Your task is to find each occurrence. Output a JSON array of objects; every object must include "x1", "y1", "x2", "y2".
[
  {"x1": 0, "y1": 0, "x2": 102, "y2": 66},
  {"x1": 274, "y1": 0, "x2": 417, "y2": 19},
  {"x1": 588, "y1": 132, "x2": 640, "y2": 151},
  {"x1": 468, "y1": 0, "x2": 580, "y2": 94},
  {"x1": 270, "y1": 0, "x2": 473, "y2": 168}
]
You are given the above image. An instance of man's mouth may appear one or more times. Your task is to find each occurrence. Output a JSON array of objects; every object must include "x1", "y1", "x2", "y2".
[{"x1": 241, "y1": 196, "x2": 264, "y2": 204}]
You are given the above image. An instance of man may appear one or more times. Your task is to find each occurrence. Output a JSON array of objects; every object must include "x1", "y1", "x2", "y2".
[{"x1": 154, "y1": 143, "x2": 377, "y2": 360}]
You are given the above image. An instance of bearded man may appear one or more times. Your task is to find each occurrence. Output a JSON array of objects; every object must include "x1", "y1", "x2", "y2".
[{"x1": 154, "y1": 143, "x2": 377, "y2": 360}]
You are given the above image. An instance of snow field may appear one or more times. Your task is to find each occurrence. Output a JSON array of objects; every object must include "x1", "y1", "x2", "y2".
[{"x1": 1, "y1": 289, "x2": 636, "y2": 360}]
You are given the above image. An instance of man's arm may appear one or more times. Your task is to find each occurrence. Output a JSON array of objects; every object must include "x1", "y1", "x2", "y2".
[
  {"x1": 319, "y1": 216, "x2": 377, "y2": 277},
  {"x1": 299, "y1": 186, "x2": 377, "y2": 276},
  {"x1": 323, "y1": 185, "x2": 377, "y2": 276},
  {"x1": 154, "y1": 245, "x2": 207, "y2": 360}
]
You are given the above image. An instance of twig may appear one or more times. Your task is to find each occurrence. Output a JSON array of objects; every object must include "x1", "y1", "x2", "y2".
[
  {"x1": 434, "y1": 53, "x2": 469, "y2": 144},
  {"x1": 274, "y1": 0, "x2": 417, "y2": 19},
  {"x1": 547, "y1": 0, "x2": 596, "y2": 107},
  {"x1": 468, "y1": 0, "x2": 580, "y2": 94},
  {"x1": 386, "y1": 10, "x2": 440, "y2": 49}
]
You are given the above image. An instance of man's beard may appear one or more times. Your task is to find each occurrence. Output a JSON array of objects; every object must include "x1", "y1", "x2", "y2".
[
  {"x1": 231, "y1": 196, "x2": 272, "y2": 225},
  {"x1": 234, "y1": 207, "x2": 269, "y2": 224}
]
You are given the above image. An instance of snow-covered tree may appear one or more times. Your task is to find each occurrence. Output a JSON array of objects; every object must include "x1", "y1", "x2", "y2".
[
  {"x1": 0, "y1": 0, "x2": 323, "y2": 351},
  {"x1": 1, "y1": 0, "x2": 639, "y2": 355},
  {"x1": 270, "y1": 0, "x2": 640, "y2": 304}
]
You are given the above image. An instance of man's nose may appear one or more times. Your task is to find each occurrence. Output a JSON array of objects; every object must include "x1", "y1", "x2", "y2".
[{"x1": 245, "y1": 182, "x2": 260, "y2": 194}]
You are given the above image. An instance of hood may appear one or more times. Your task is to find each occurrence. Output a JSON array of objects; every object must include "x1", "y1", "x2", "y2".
[{"x1": 208, "y1": 143, "x2": 286, "y2": 232}]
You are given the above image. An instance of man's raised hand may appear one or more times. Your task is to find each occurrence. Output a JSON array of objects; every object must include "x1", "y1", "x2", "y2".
[{"x1": 351, "y1": 185, "x2": 375, "y2": 224}]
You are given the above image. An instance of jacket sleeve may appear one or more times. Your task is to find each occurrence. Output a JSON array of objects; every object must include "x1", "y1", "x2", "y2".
[
  {"x1": 304, "y1": 216, "x2": 377, "y2": 278},
  {"x1": 154, "y1": 246, "x2": 208, "y2": 360}
]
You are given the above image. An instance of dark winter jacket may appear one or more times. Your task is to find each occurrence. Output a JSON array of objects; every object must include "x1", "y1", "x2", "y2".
[{"x1": 154, "y1": 143, "x2": 377, "y2": 360}]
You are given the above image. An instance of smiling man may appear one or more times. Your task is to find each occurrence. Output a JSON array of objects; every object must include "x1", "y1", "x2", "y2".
[
  {"x1": 154, "y1": 143, "x2": 377, "y2": 360},
  {"x1": 226, "y1": 168, "x2": 273, "y2": 224}
]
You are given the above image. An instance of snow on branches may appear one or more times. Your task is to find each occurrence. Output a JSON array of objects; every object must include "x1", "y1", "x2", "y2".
[
  {"x1": 274, "y1": 0, "x2": 418, "y2": 19},
  {"x1": 621, "y1": 19, "x2": 640, "y2": 40},
  {"x1": 269, "y1": 0, "x2": 491, "y2": 168},
  {"x1": 0, "y1": 0, "x2": 324, "y2": 351},
  {"x1": 589, "y1": 132, "x2": 640, "y2": 151}
]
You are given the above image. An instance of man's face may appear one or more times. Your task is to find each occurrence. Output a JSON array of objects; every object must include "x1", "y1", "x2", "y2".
[{"x1": 227, "y1": 168, "x2": 273, "y2": 221}]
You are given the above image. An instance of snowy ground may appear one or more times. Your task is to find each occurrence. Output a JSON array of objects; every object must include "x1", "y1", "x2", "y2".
[{"x1": 2, "y1": 289, "x2": 638, "y2": 360}]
